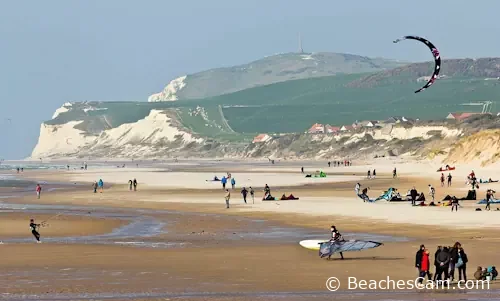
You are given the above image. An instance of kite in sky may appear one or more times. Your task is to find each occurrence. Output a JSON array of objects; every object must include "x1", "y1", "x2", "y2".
[{"x1": 393, "y1": 36, "x2": 441, "y2": 93}]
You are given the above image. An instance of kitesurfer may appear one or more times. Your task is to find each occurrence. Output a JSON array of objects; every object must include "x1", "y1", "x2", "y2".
[
  {"x1": 329, "y1": 225, "x2": 344, "y2": 260},
  {"x1": 30, "y1": 219, "x2": 41, "y2": 243},
  {"x1": 264, "y1": 184, "x2": 271, "y2": 199}
]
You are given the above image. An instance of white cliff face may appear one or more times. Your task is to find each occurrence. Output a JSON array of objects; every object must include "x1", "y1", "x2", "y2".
[
  {"x1": 30, "y1": 109, "x2": 203, "y2": 159},
  {"x1": 52, "y1": 102, "x2": 73, "y2": 119},
  {"x1": 31, "y1": 121, "x2": 98, "y2": 158},
  {"x1": 148, "y1": 76, "x2": 187, "y2": 102}
]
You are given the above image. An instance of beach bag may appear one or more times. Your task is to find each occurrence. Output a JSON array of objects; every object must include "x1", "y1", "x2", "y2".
[{"x1": 456, "y1": 253, "x2": 464, "y2": 268}]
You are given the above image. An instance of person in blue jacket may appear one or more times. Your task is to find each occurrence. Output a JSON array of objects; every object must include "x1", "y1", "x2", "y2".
[
  {"x1": 231, "y1": 177, "x2": 236, "y2": 189},
  {"x1": 221, "y1": 176, "x2": 227, "y2": 190}
]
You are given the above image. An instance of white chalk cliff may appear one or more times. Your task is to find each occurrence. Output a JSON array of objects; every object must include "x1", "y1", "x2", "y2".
[
  {"x1": 31, "y1": 108, "x2": 203, "y2": 159},
  {"x1": 148, "y1": 76, "x2": 187, "y2": 102}
]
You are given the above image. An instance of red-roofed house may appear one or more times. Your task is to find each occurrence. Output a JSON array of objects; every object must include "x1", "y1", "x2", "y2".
[
  {"x1": 308, "y1": 123, "x2": 325, "y2": 134},
  {"x1": 252, "y1": 133, "x2": 272, "y2": 143},
  {"x1": 325, "y1": 125, "x2": 340, "y2": 134},
  {"x1": 446, "y1": 112, "x2": 482, "y2": 121}
]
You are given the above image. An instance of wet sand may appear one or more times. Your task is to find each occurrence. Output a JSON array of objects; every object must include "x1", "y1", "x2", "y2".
[{"x1": 1, "y1": 160, "x2": 500, "y2": 300}]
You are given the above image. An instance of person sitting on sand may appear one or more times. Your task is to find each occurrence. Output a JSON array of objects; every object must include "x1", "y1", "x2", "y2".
[
  {"x1": 329, "y1": 225, "x2": 344, "y2": 260},
  {"x1": 474, "y1": 266, "x2": 484, "y2": 280},
  {"x1": 213, "y1": 175, "x2": 219, "y2": 181}
]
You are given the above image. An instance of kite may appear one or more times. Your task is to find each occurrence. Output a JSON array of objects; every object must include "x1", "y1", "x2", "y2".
[{"x1": 393, "y1": 36, "x2": 441, "y2": 93}]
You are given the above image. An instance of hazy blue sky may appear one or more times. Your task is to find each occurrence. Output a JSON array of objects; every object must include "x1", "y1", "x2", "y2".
[{"x1": 1, "y1": 0, "x2": 500, "y2": 159}]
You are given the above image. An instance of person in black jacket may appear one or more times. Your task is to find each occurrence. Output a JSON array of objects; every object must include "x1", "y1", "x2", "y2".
[
  {"x1": 457, "y1": 247, "x2": 468, "y2": 281},
  {"x1": 410, "y1": 187, "x2": 418, "y2": 206},
  {"x1": 415, "y1": 244, "x2": 425, "y2": 275},
  {"x1": 433, "y1": 246, "x2": 442, "y2": 281},
  {"x1": 449, "y1": 242, "x2": 461, "y2": 281},
  {"x1": 436, "y1": 247, "x2": 451, "y2": 281}
]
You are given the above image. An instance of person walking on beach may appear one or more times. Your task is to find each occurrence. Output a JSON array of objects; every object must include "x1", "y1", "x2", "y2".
[
  {"x1": 225, "y1": 189, "x2": 231, "y2": 209},
  {"x1": 485, "y1": 190, "x2": 493, "y2": 211},
  {"x1": 433, "y1": 246, "x2": 442, "y2": 281},
  {"x1": 30, "y1": 219, "x2": 41, "y2": 243},
  {"x1": 418, "y1": 248, "x2": 432, "y2": 283},
  {"x1": 93, "y1": 181, "x2": 98, "y2": 193},
  {"x1": 329, "y1": 225, "x2": 344, "y2": 260},
  {"x1": 449, "y1": 242, "x2": 461, "y2": 281},
  {"x1": 367, "y1": 170, "x2": 371, "y2": 179},
  {"x1": 451, "y1": 196, "x2": 459, "y2": 212},
  {"x1": 133, "y1": 178, "x2": 138, "y2": 191},
  {"x1": 372, "y1": 169, "x2": 376, "y2": 179},
  {"x1": 415, "y1": 244, "x2": 425, "y2": 275},
  {"x1": 301, "y1": 167, "x2": 304, "y2": 173},
  {"x1": 440, "y1": 173, "x2": 445, "y2": 187},
  {"x1": 447, "y1": 173, "x2": 452, "y2": 187},
  {"x1": 328, "y1": 161, "x2": 331, "y2": 167},
  {"x1": 249, "y1": 187, "x2": 255, "y2": 203},
  {"x1": 231, "y1": 177, "x2": 236, "y2": 189},
  {"x1": 221, "y1": 176, "x2": 227, "y2": 190},
  {"x1": 241, "y1": 187, "x2": 248, "y2": 204},
  {"x1": 98, "y1": 179, "x2": 104, "y2": 193},
  {"x1": 428, "y1": 184, "x2": 435, "y2": 202},
  {"x1": 35, "y1": 184, "x2": 42, "y2": 199},
  {"x1": 457, "y1": 247, "x2": 468, "y2": 282},
  {"x1": 393, "y1": 167, "x2": 397, "y2": 178}
]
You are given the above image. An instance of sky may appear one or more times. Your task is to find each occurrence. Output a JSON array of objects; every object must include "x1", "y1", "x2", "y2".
[{"x1": 1, "y1": 0, "x2": 500, "y2": 159}]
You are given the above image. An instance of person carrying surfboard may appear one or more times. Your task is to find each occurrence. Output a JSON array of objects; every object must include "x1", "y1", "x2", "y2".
[{"x1": 329, "y1": 225, "x2": 344, "y2": 260}]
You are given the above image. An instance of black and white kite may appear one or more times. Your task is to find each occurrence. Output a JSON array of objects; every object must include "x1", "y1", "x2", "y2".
[{"x1": 393, "y1": 36, "x2": 441, "y2": 93}]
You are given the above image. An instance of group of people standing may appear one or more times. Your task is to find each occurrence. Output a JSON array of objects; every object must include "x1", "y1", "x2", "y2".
[
  {"x1": 327, "y1": 160, "x2": 352, "y2": 167},
  {"x1": 415, "y1": 243, "x2": 468, "y2": 283},
  {"x1": 440, "y1": 173, "x2": 453, "y2": 187}
]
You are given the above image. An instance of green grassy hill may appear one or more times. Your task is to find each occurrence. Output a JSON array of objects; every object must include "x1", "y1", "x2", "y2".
[{"x1": 46, "y1": 58, "x2": 500, "y2": 141}]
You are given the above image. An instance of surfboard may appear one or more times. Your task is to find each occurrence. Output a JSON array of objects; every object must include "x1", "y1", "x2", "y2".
[
  {"x1": 300, "y1": 239, "x2": 383, "y2": 253},
  {"x1": 299, "y1": 239, "x2": 328, "y2": 250}
]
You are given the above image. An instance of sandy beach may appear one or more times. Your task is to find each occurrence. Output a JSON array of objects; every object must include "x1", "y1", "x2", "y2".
[{"x1": 1, "y1": 158, "x2": 500, "y2": 300}]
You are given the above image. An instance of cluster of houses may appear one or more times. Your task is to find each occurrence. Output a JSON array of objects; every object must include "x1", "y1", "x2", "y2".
[
  {"x1": 251, "y1": 112, "x2": 486, "y2": 143},
  {"x1": 306, "y1": 116, "x2": 414, "y2": 134}
]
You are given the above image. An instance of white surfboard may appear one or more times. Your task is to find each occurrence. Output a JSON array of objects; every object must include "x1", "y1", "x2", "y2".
[{"x1": 299, "y1": 239, "x2": 328, "y2": 251}]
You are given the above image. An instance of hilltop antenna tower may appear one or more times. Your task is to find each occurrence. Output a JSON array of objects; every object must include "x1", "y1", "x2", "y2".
[{"x1": 298, "y1": 33, "x2": 304, "y2": 53}]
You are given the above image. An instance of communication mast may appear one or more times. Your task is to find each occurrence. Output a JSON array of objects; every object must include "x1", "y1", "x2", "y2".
[{"x1": 298, "y1": 33, "x2": 304, "y2": 54}]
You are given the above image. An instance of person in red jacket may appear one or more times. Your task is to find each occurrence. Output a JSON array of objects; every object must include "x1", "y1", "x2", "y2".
[
  {"x1": 418, "y1": 248, "x2": 432, "y2": 283},
  {"x1": 35, "y1": 184, "x2": 42, "y2": 199}
]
